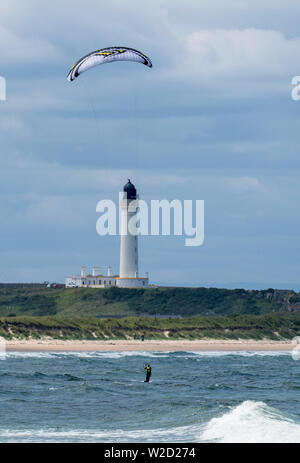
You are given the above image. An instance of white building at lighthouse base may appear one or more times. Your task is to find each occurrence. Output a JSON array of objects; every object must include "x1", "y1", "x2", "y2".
[{"x1": 65, "y1": 266, "x2": 149, "y2": 288}]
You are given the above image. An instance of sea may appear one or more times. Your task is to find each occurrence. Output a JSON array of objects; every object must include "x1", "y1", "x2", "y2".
[{"x1": 0, "y1": 350, "x2": 299, "y2": 443}]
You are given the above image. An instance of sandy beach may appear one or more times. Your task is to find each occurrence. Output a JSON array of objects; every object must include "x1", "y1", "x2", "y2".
[{"x1": 4, "y1": 339, "x2": 296, "y2": 352}]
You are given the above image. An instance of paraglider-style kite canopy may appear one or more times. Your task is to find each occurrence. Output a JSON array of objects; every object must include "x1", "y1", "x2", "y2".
[{"x1": 67, "y1": 46, "x2": 152, "y2": 82}]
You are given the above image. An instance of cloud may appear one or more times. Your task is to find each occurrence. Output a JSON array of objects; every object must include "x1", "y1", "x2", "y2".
[
  {"x1": 0, "y1": 114, "x2": 27, "y2": 133},
  {"x1": 0, "y1": 25, "x2": 64, "y2": 66},
  {"x1": 223, "y1": 176, "x2": 264, "y2": 193},
  {"x1": 172, "y1": 28, "x2": 300, "y2": 84}
]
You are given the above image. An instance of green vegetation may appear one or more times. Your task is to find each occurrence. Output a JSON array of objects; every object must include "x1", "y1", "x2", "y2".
[
  {"x1": 0, "y1": 314, "x2": 299, "y2": 340},
  {"x1": 0, "y1": 285, "x2": 299, "y2": 340},
  {"x1": 0, "y1": 285, "x2": 299, "y2": 318}
]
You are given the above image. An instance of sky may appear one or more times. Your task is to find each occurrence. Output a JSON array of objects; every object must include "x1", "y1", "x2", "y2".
[{"x1": 0, "y1": 0, "x2": 300, "y2": 290}]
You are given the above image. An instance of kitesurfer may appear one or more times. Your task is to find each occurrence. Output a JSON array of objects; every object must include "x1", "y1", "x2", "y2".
[{"x1": 144, "y1": 363, "x2": 151, "y2": 382}]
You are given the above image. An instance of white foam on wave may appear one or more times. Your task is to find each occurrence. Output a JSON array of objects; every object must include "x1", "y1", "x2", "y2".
[
  {"x1": 190, "y1": 351, "x2": 290, "y2": 358},
  {"x1": 6, "y1": 351, "x2": 171, "y2": 360},
  {"x1": 0, "y1": 424, "x2": 202, "y2": 443},
  {"x1": 6, "y1": 352, "x2": 57, "y2": 359},
  {"x1": 70, "y1": 351, "x2": 170, "y2": 359},
  {"x1": 200, "y1": 400, "x2": 300, "y2": 443},
  {"x1": 6, "y1": 350, "x2": 292, "y2": 360}
]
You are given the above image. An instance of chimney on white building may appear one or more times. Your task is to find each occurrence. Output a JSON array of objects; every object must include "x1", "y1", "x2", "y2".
[
  {"x1": 81, "y1": 266, "x2": 87, "y2": 277},
  {"x1": 92, "y1": 266, "x2": 101, "y2": 276},
  {"x1": 107, "y1": 266, "x2": 113, "y2": 276}
]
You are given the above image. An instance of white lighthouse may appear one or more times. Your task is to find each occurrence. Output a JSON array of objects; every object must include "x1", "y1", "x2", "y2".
[
  {"x1": 65, "y1": 180, "x2": 149, "y2": 289},
  {"x1": 116, "y1": 180, "x2": 148, "y2": 288}
]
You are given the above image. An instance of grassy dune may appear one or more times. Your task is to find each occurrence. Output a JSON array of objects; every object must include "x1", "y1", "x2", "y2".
[{"x1": 0, "y1": 314, "x2": 299, "y2": 340}]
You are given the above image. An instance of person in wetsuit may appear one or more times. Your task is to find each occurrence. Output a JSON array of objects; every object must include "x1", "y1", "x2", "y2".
[{"x1": 144, "y1": 363, "x2": 151, "y2": 382}]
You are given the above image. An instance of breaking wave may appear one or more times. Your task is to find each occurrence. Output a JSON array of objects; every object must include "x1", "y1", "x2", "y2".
[
  {"x1": 5, "y1": 350, "x2": 292, "y2": 360},
  {"x1": 200, "y1": 400, "x2": 300, "y2": 443}
]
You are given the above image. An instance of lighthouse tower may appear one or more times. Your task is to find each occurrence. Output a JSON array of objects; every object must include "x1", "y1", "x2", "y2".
[{"x1": 116, "y1": 180, "x2": 149, "y2": 288}]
